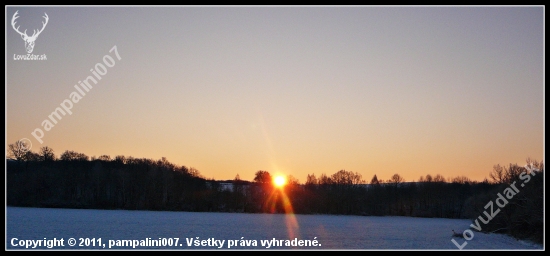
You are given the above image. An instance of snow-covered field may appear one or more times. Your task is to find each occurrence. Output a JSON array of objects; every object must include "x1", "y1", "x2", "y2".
[{"x1": 6, "y1": 206, "x2": 542, "y2": 250}]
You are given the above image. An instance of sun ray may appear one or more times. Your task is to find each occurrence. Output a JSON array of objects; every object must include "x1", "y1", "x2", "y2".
[{"x1": 262, "y1": 178, "x2": 300, "y2": 241}]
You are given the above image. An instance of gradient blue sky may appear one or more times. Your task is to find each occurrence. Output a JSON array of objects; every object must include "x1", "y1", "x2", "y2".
[{"x1": 6, "y1": 6, "x2": 544, "y2": 183}]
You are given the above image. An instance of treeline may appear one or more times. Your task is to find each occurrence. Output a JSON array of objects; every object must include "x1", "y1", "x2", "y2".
[
  {"x1": 7, "y1": 154, "x2": 212, "y2": 211},
  {"x1": 464, "y1": 159, "x2": 544, "y2": 244},
  {"x1": 6, "y1": 143, "x2": 543, "y2": 244},
  {"x1": 294, "y1": 171, "x2": 483, "y2": 218}
]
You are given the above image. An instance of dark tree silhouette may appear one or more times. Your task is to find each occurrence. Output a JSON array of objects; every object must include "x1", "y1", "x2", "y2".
[
  {"x1": 7, "y1": 141, "x2": 30, "y2": 161},
  {"x1": 253, "y1": 170, "x2": 272, "y2": 184},
  {"x1": 60, "y1": 150, "x2": 89, "y2": 161},
  {"x1": 370, "y1": 174, "x2": 380, "y2": 185},
  {"x1": 39, "y1": 146, "x2": 56, "y2": 162}
]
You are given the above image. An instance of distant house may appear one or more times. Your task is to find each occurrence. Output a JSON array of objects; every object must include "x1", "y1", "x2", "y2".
[
  {"x1": 219, "y1": 182, "x2": 234, "y2": 192},
  {"x1": 205, "y1": 180, "x2": 253, "y2": 192}
]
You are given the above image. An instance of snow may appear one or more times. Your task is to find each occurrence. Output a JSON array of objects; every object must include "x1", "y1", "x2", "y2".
[{"x1": 5, "y1": 206, "x2": 543, "y2": 250}]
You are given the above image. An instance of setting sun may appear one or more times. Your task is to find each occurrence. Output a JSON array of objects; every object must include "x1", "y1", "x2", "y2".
[{"x1": 273, "y1": 176, "x2": 286, "y2": 188}]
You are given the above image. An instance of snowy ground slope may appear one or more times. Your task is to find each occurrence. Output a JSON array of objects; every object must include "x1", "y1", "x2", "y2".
[{"x1": 6, "y1": 207, "x2": 543, "y2": 250}]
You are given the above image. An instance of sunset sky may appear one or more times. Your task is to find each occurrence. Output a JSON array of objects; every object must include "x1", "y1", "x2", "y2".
[{"x1": 6, "y1": 6, "x2": 544, "y2": 183}]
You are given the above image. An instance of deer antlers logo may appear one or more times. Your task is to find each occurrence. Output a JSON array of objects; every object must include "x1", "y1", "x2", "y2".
[{"x1": 11, "y1": 10, "x2": 49, "y2": 54}]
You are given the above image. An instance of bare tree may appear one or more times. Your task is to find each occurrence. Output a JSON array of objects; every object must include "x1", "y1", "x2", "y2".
[
  {"x1": 433, "y1": 174, "x2": 446, "y2": 183},
  {"x1": 7, "y1": 141, "x2": 30, "y2": 161},
  {"x1": 39, "y1": 146, "x2": 56, "y2": 162},
  {"x1": 331, "y1": 170, "x2": 364, "y2": 185},
  {"x1": 490, "y1": 164, "x2": 505, "y2": 184},
  {"x1": 387, "y1": 173, "x2": 405, "y2": 185},
  {"x1": 424, "y1": 174, "x2": 433, "y2": 182},
  {"x1": 451, "y1": 175, "x2": 471, "y2": 184},
  {"x1": 97, "y1": 155, "x2": 111, "y2": 161},
  {"x1": 286, "y1": 175, "x2": 300, "y2": 186},
  {"x1": 306, "y1": 173, "x2": 318, "y2": 186},
  {"x1": 60, "y1": 150, "x2": 89, "y2": 161},
  {"x1": 318, "y1": 173, "x2": 332, "y2": 185}
]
